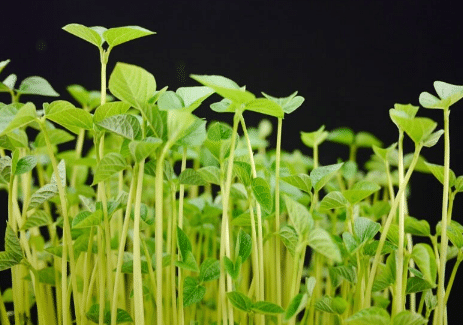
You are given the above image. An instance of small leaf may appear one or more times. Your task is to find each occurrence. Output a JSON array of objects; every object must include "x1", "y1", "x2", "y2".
[
  {"x1": 301, "y1": 125, "x2": 328, "y2": 148},
  {"x1": 244, "y1": 98, "x2": 284, "y2": 118},
  {"x1": 422, "y1": 129, "x2": 444, "y2": 148},
  {"x1": 93, "y1": 101, "x2": 131, "y2": 123},
  {"x1": 284, "y1": 195, "x2": 313, "y2": 237},
  {"x1": 353, "y1": 217, "x2": 381, "y2": 244},
  {"x1": 314, "y1": 296, "x2": 348, "y2": 315},
  {"x1": 179, "y1": 168, "x2": 207, "y2": 186},
  {"x1": 252, "y1": 177, "x2": 273, "y2": 213},
  {"x1": 281, "y1": 174, "x2": 312, "y2": 193},
  {"x1": 45, "y1": 100, "x2": 93, "y2": 134},
  {"x1": 279, "y1": 225, "x2": 299, "y2": 256},
  {"x1": 72, "y1": 210, "x2": 103, "y2": 228},
  {"x1": 204, "y1": 122, "x2": 233, "y2": 161},
  {"x1": 96, "y1": 114, "x2": 142, "y2": 140},
  {"x1": 34, "y1": 128, "x2": 75, "y2": 147},
  {"x1": 67, "y1": 84, "x2": 103, "y2": 110},
  {"x1": 28, "y1": 183, "x2": 58, "y2": 210},
  {"x1": 389, "y1": 112, "x2": 437, "y2": 144},
  {"x1": 330, "y1": 265, "x2": 357, "y2": 284},
  {"x1": 103, "y1": 26, "x2": 155, "y2": 48},
  {"x1": 158, "y1": 91, "x2": 184, "y2": 110},
  {"x1": 310, "y1": 163, "x2": 344, "y2": 192},
  {"x1": 227, "y1": 291, "x2": 253, "y2": 313},
  {"x1": 327, "y1": 127, "x2": 355, "y2": 145},
  {"x1": 284, "y1": 293, "x2": 308, "y2": 320},
  {"x1": 0, "y1": 102, "x2": 36, "y2": 136},
  {"x1": 261, "y1": 91, "x2": 304, "y2": 114},
  {"x1": 424, "y1": 161, "x2": 456, "y2": 188},
  {"x1": 392, "y1": 311, "x2": 427, "y2": 325},
  {"x1": 92, "y1": 153, "x2": 127, "y2": 185},
  {"x1": 372, "y1": 143, "x2": 397, "y2": 161},
  {"x1": 342, "y1": 181, "x2": 380, "y2": 205},
  {"x1": 63, "y1": 24, "x2": 104, "y2": 47},
  {"x1": 21, "y1": 210, "x2": 52, "y2": 230},
  {"x1": 197, "y1": 166, "x2": 221, "y2": 185},
  {"x1": 85, "y1": 304, "x2": 133, "y2": 324},
  {"x1": 405, "y1": 216, "x2": 431, "y2": 237},
  {"x1": 129, "y1": 137, "x2": 162, "y2": 162},
  {"x1": 0, "y1": 59, "x2": 10, "y2": 74},
  {"x1": 308, "y1": 228, "x2": 342, "y2": 263},
  {"x1": 406, "y1": 277, "x2": 435, "y2": 294},
  {"x1": 17, "y1": 76, "x2": 59, "y2": 97},
  {"x1": 345, "y1": 307, "x2": 390, "y2": 325},
  {"x1": 354, "y1": 132, "x2": 382, "y2": 148},
  {"x1": 199, "y1": 258, "x2": 220, "y2": 282},
  {"x1": 176, "y1": 86, "x2": 215, "y2": 111},
  {"x1": 109, "y1": 62, "x2": 157, "y2": 109},
  {"x1": 251, "y1": 301, "x2": 285, "y2": 315},
  {"x1": 237, "y1": 229, "x2": 252, "y2": 262},
  {"x1": 183, "y1": 277, "x2": 206, "y2": 307},
  {"x1": 0, "y1": 224, "x2": 24, "y2": 271},
  {"x1": 447, "y1": 224, "x2": 463, "y2": 249},
  {"x1": 319, "y1": 191, "x2": 348, "y2": 210},
  {"x1": 233, "y1": 161, "x2": 252, "y2": 186},
  {"x1": 14, "y1": 155, "x2": 37, "y2": 175},
  {"x1": 412, "y1": 243, "x2": 437, "y2": 285},
  {"x1": 224, "y1": 256, "x2": 239, "y2": 280}
]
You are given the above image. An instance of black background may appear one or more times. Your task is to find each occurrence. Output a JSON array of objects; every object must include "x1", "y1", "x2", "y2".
[{"x1": 1, "y1": 0, "x2": 463, "y2": 317}]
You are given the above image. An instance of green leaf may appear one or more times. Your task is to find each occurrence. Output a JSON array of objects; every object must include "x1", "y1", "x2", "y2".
[
  {"x1": 67, "y1": 84, "x2": 103, "y2": 110},
  {"x1": 179, "y1": 168, "x2": 207, "y2": 186},
  {"x1": 0, "y1": 59, "x2": 10, "y2": 74},
  {"x1": 354, "y1": 132, "x2": 382, "y2": 148},
  {"x1": 233, "y1": 161, "x2": 252, "y2": 186},
  {"x1": 36, "y1": 266, "x2": 58, "y2": 286},
  {"x1": 284, "y1": 293, "x2": 308, "y2": 320},
  {"x1": 176, "y1": 117, "x2": 206, "y2": 147},
  {"x1": 93, "y1": 101, "x2": 131, "y2": 123},
  {"x1": 447, "y1": 224, "x2": 463, "y2": 249},
  {"x1": 301, "y1": 125, "x2": 328, "y2": 148},
  {"x1": 279, "y1": 225, "x2": 299, "y2": 256},
  {"x1": 103, "y1": 26, "x2": 155, "y2": 48},
  {"x1": 314, "y1": 296, "x2": 348, "y2": 315},
  {"x1": 28, "y1": 183, "x2": 58, "y2": 211},
  {"x1": 244, "y1": 98, "x2": 284, "y2": 118},
  {"x1": 158, "y1": 91, "x2": 184, "y2": 110},
  {"x1": 252, "y1": 301, "x2": 285, "y2": 315},
  {"x1": 45, "y1": 100, "x2": 93, "y2": 134},
  {"x1": 96, "y1": 114, "x2": 142, "y2": 140},
  {"x1": 34, "y1": 128, "x2": 75, "y2": 147},
  {"x1": 204, "y1": 122, "x2": 233, "y2": 161},
  {"x1": 237, "y1": 229, "x2": 252, "y2": 262},
  {"x1": 72, "y1": 210, "x2": 103, "y2": 228},
  {"x1": 17, "y1": 76, "x2": 59, "y2": 97},
  {"x1": 405, "y1": 216, "x2": 430, "y2": 237},
  {"x1": 393, "y1": 103, "x2": 419, "y2": 118},
  {"x1": 422, "y1": 129, "x2": 444, "y2": 148},
  {"x1": 353, "y1": 217, "x2": 381, "y2": 244},
  {"x1": 226, "y1": 291, "x2": 253, "y2": 313},
  {"x1": 345, "y1": 307, "x2": 390, "y2": 325},
  {"x1": 261, "y1": 91, "x2": 304, "y2": 114},
  {"x1": 176, "y1": 227, "x2": 199, "y2": 272},
  {"x1": 129, "y1": 137, "x2": 162, "y2": 162},
  {"x1": 85, "y1": 303, "x2": 133, "y2": 324},
  {"x1": 183, "y1": 277, "x2": 206, "y2": 307},
  {"x1": 109, "y1": 62, "x2": 156, "y2": 109},
  {"x1": 310, "y1": 163, "x2": 344, "y2": 192},
  {"x1": 0, "y1": 156, "x2": 11, "y2": 184},
  {"x1": 284, "y1": 195, "x2": 313, "y2": 237},
  {"x1": 0, "y1": 224, "x2": 24, "y2": 271},
  {"x1": 176, "y1": 86, "x2": 214, "y2": 112},
  {"x1": 330, "y1": 265, "x2": 357, "y2": 283},
  {"x1": 0, "y1": 129, "x2": 28, "y2": 150},
  {"x1": 197, "y1": 166, "x2": 221, "y2": 185},
  {"x1": 327, "y1": 127, "x2": 355, "y2": 145},
  {"x1": 281, "y1": 174, "x2": 312, "y2": 193},
  {"x1": 419, "y1": 81, "x2": 463, "y2": 109},
  {"x1": 342, "y1": 181, "x2": 381, "y2": 205},
  {"x1": 92, "y1": 153, "x2": 127, "y2": 185},
  {"x1": 190, "y1": 74, "x2": 255, "y2": 105},
  {"x1": 224, "y1": 256, "x2": 240, "y2": 280},
  {"x1": 63, "y1": 24, "x2": 103, "y2": 47},
  {"x1": 307, "y1": 228, "x2": 342, "y2": 263},
  {"x1": 199, "y1": 258, "x2": 220, "y2": 282},
  {"x1": 372, "y1": 143, "x2": 397, "y2": 161},
  {"x1": 389, "y1": 112, "x2": 437, "y2": 144},
  {"x1": 177, "y1": 227, "x2": 192, "y2": 256},
  {"x1": 412, "y1": 243, "x2": 437, "y2": 284},
  {"x1": 21, "y1": 210, "x2": 52, "y2": 230},
  {"x1": 392, "y1": 311, "x2": 427, "y2": 325},
  {"x1": 424, "y1": 161, "x2": 456, "y2": 187},
  {"x1": 406, "y1": 277, "x2": 435, "y2": 294},
  {"x1": 319, "y1": 191, "x2": 348, "y2": 210},
  {"x1": 14, "y1": 155, "x2": 37, "y2": 175},
  {"x1": 0, "y1": 102, "x2": 36, "y2": 136},
  {"x1": 252, "y1": 177, "x2": 273, "y2": 213}
]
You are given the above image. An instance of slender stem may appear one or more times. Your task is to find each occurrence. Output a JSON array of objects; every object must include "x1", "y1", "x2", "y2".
[
  {"x1": 436, "y1": 107, "x2": 451, "y2": 325},
  {"x1": 0, "y1": 288, "x2": 11, "y2": 325},
  {"x1": 444, "y1": 252, "x2": 463, "y2": 305},
  {"x1": 275, "y1": 117, "x2": 283, "y2": 324},
  {"x1": 178, "y1": 147, "x2": 187, "y2": 325}
]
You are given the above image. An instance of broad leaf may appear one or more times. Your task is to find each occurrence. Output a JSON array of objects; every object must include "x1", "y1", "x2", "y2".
[
  {"x1": 342, "y1": 181, "x2": 380, "y2": 205},
  {"x1": 103, "y1": 26, "x2": 155, "y2": 48},
  {"x1": 28, "y1": 183, "x2": 58, "y2": 211},
  {"x1": 0, "y1": 224, "x2": 24, "y2": 271},
  {"x1": 85, "y1": 304, "x2": 133, "y2": 324},
  {"x1": 34, "y1": 128, "x2": 75, "y2": 147},
  {"x1": 93, "y1": 101, "x2": 131, "y2": 123},
  {"x1": 406, "y1": 277, "x2": 435, "y2": 294},
  {"x1": 176, "y1": 86, "x2": 215, "y2": 111},
  {"x1": 197, "y1": 166, "x2": 221, "y2": 185},
  {"x1": 129, "y1": 137, "x2": 162, "y2": 162},
  {"x1": 307, "y1": 228, "x2": 342, "y2": 263},
  {"x1": 392, "y1": 311, "x2": 427, "y2": 325},
  {"x1": 284, "y1": 195, "x2": 312, "y2": 237},
  {"x1": 424, "y1": 162, "x2": 456, "y2": 187},
  {"x1": 389, "y1": 112, "x2": 437, "y2": 144},
  {"x1": 179, "y1": 168, "x2": 207, "y2": 186},
  {"x1": 354, "y1": 132, "x2": 382, "y2": 148},
  {"x1": 92, "y1": 152, "x2": 127, "y2": 185},
  {"x1": 301, "y1": 125, "x2": 328, "y2": 148},
  {"x1": 327, "y1": 127, "x2": 355, "y2": 145},
  {"x1": 310, "y1": 163, "x2": 344, "y2": 192},
  {"x1": 166, "y1": 110, "x2": 196, "y2": 144},
  {"x1": 96, "y1": 114, "x2": 142, "y2": 140},
  {"x1": 244, "y1": 98, "x2": 284, "y2": 118},
  {"x1": 411, "y1": 243, "x2": 437, "y2": 285},
  {"x1": 0, "y1": 102, "x2": 36, "y2": 136},
  {"x1": 67, "y1": 84, "x2": 103, "y2": 110},
  {"x1": 227, "y1": 291, "x2": 253, "y2": 313},
  {"x1": 419, "y1": 81, "x2": 463, "y2": 109},
  {"x1": 62, "y1": 24, "x2": 103, "y2": 47},
  {"x1": 17, "y1": 76, "x2": 59, "y2": 97},
  {"x1": 354, "y1": 217, "x2": 380, "y2": 244},
  {"x1": 279, "y1": 225, "x2": 299, "y2": 256},
  {"x1": 319, "y1": 191, "x2": 348, "y2": 210},
  {"x1": 281, "y1": 174, "x2": 312, "y2": 193},
  {"x1": 45, "y1": 100, "x2": 93, "y2": 134},
  {"x1": 14, "y1": 155, "x2": 37, "y2": 175},
  {"x1": 21, "y1": 210, "x2": 52, "y2": 230},
  {"x1": 314, "y1": 296, "x2": 348, "y2": 315},
  {"x1": 404, "y1": 216, "x2": 430, "y2": 237},
  {"x1": 345, "y1": 307, "x2": 390, "y2": 325},
  {"x1": 72, "y1": 210, "x2": 103, "y2": 228},
  {"x1": 261, "y1": 90, "x2": 305, "y2": 114},
  {"x1": 252, "y1": 177, "x2": 273, "y2": 213},
  {"x1": 199, "y1": 258, "x2": 220, "y2": 282},
  {"x1": 284, "y1": 293, "x2": 308, "y2": 320},
  {"x1": 183, "y1": 277, "x2": 206, "y2": 307}
]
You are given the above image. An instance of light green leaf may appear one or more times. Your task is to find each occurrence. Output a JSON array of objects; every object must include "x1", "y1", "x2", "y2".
[
  {"x1": 372, "y1": 143, "x2": 397, "y2": 161},
  {"x1": 103, "y1": 26, "x2": 155, "y2": 48},
  {"x1": 252, "y1": 177, "x2": 273, "y2": 213},
  {"x1": 237, "y1": 229, "x2": 252, "y2": 262},
  {"x1": 281, "y1": 174, "x2": 312, "y2": 193},
  {"x1": 199, "y1": 258, "x2": 220, "y2": 282},
  {"x1": 244, "y1": 98, "x2": 284, "y2": 118},
  {"x1": 179, "y1": 168, "x2": 207, "y2": 186},
  {"x1": 342, "y1": 181, "x2": 380, "y2": 205},
  {"x1": 422, "y1": 129, "x2": 444, "y2": 148},
  {"x1": 17, "y1": 76, "x2": 59, "y2": 97},
  {"x1": 252, "y1": 301, "x2": 285, "y2": 315},
  {"x1": 424, "y1": 161, "x2": 456, "y2": 187},
  {"x1": 175, "y1": 251, "x2": 199, "y2": 272},
  {"x1": 204, "y1": 122, "x2": 233, "y2": 161},
  {"x1": 166, "y1": 110, "x2": 196, "y2": 144},
  {"x1": 0, "y1": 224, "x2": 24, "y2": 271},
  {"x1": 62, "y1": 23, "x2": 103, "y2": 47},
  {"x1": 85, "y1": 303, "x2": 133, "y2": 324},
  {"x1": 301, "y1": 125, "x2": 328, "y2": 148},
  {"x1": 14, "y1": 155, "x2": 37, "y2": 175},
  {"x1": 28, "y1": 183, "x2": 58, "y2": 211},
  {"x1": 72, "y1": 210, "x2": 103, "y2": 228},
  {"x1": 93, "y1": 101, "x2": 131, "y2": 123},
  {"x1": 261, "y1": 90, "x2": 304, "y2": 114},
  {"x1": 92, "y1": 152, "x2": 127, "y2": 185},
  {"x1": 447, "y1": 224, "x2": 463, "y2": 249},
  {"x1": 319, "y1": 191, "x2": 348, "y2": 210},
  {"x1": 0, "y1": 102, "x2": 36, "y2": 136},
  {"x1": 314, "y1": 296, "x2": 348, "y2": 315},
  {"x1": 177, "y1": 227, "x2": 192, "y2": 256},
  {"x1": 227, "y1": 291, "x2": 252, "y2": 313},
  {"x1": 158, "y1": 91, "x2": 184, "y2": 110},
  {"x1": 21, "y1": 210, "x2": 52, "y2": 230},
  {"x1": 183, "y1": 277, "x2": 206, "y2": 307},
  {"x1": 354, "y1": 217, "x2": 381, "y2": 244},
  {"x1": 327, "y1": 127, "x2": 355, "y2": 145},
  {"x1": 0, "y1": 59, "x2": 10, "y2": 74},
  {"x1": 284, "y1": 195, "x2": 312, "y2": 237},
  {"x1": 279, "y1": 225, "x2": 299, "y2": 256},
  {"x1": 354, "y1": 132, "x2": 383, "y2": 148},
  {"x1": 345, "y1": 307, "x2": 390, "y2": 325},
  {"x1": 392, "y1": 311, "x2": 427, "y2": 325},
  {"x1": 2, "y1": 74, "x2": 17, "y2": 90},
  {"x1": 330, "y1": 265, "x2": 357, "y2": 283},
  {"x1": 310, "y1": 163, "x2": 344, "y2": 192},
  {"x1": 307, "y1": 228, "x2": 342, "y2": 263},
  {"x1": 176, "y1": 86, "x2": 214, "y2": 111},
  {"x1": 0, "y1": 129, "x2": 28, "y2": 150},
  {"x1": 190, "y1": 74, "x2": 255, "y2": 105},
  {"x1": 404, "y1": 216, "x2": 430, "y2": 237},
  {"x1": 419, "y1": 81, "x2": 463, "y2": 109},
  {"x1": 176, "y1": 117, "x2": 206, "y2": 147},
  {"x1": 34, "y1": 128, "x2": 75, "y2": 147},
  {"x1": 406, "y1": 277, "x2": 435, "y2": 294},
  {"x1": 45, "y1": 100, "x2": 93, "y2": 134},
  {"x1": 67, "y1": 84, "x2": 104, "y2": 110},
  {"x1": 129, "y1": 137, "x2": 162, "y2": 162},
  {"x1": 233, "y1": 161, "x2": 252, "y2": 186},
  {"x1": 393, "y1": 103, "x2": 419, "y2": 118},
  {"x1": 109, "y1": 62, "x2": 156, "y2": 109},
  {"x1": 197, "y1": 166, "x2": 221, "y2": 185},
  {"x1": 96, "y1": 114, "x2": 142, "y2": 140},
  {"x1": 284, "y1": 293, "x2": 308, "y2": 320},
  {"x1": 389, "y1": 112, "x2": 437, "y2": 144},
  {"x1": 224, "y1": 256, "x2": 240, "y2": 280}
]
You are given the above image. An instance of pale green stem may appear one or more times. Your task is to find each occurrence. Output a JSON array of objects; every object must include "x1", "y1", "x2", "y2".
[
  {"x1": 365, "y1": 144, "x2": 422, "y2": 305},
  {"x1": 436, "y1": 107, "x2": 451, "y2": 325},
  {"x1": 178, "y1": 147, "x2": 187, "y2": 325},
  {"x1": 97, "y1": 226, "x2": 106, "y2": 325},
  {"x1": 275, "y1": 117, "x2": 283, "y2": 323},
  {"x1": 0, "y1": 287, "x2": 11, "y2": 325},
  {"x1": 444, "y1": 252, "x2": 463, "y2": 305}
]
